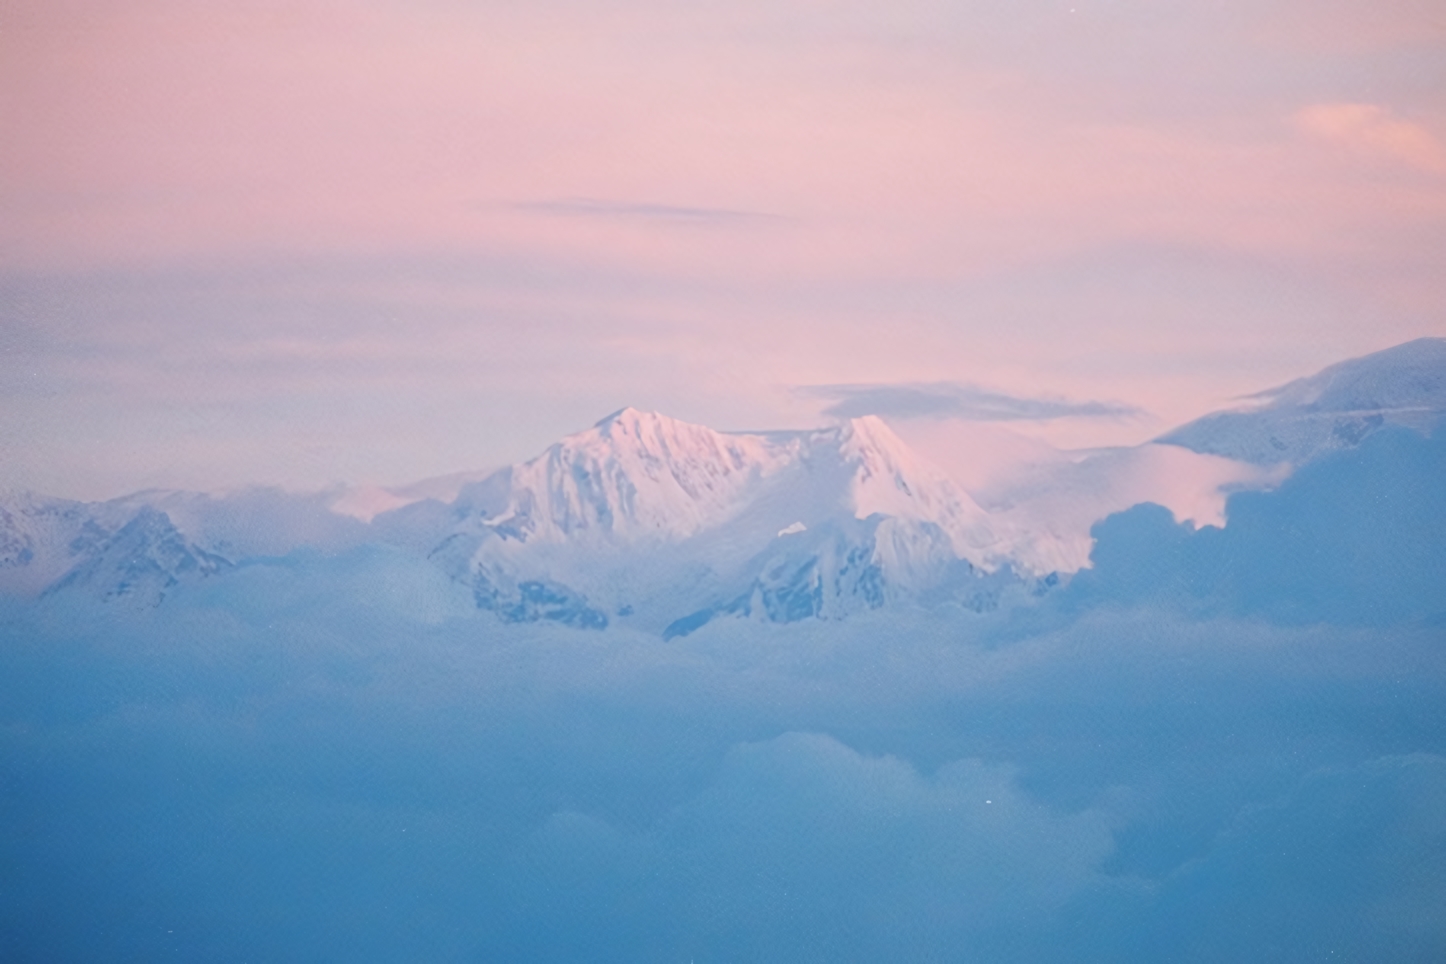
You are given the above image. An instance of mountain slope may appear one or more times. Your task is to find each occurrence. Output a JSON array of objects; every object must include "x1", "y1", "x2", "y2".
[
  {"x1": 455, "y1": 407, "x2": 801, "y2": 546},
  {"x1": 0, "y1": 491, "x2": 126, "y2": 596},
  {"x1": 442, "y1": 408, "x2": 1000, "y2": 556},
  {"x1": 44, "y1": 507, "x2": 233, "y2": 607},
  {"x1": 963, "y1": 338, "x2": 1446, "y2": 573},
  {"x1": 1158, "y1": 338, "x2": 1446, "y2": 466}
]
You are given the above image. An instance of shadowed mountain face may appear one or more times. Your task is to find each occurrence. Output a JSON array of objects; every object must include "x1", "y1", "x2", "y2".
[
  {"x1": 43, "y1": 507, "x2": 232, "y2": 607},
  {"x1": 0, "y1": 493, "x2": 108, "y2": 596}
]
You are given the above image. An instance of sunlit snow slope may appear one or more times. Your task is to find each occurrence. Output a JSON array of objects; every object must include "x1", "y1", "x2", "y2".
[{"x1": 1160, "y1": 338, "x2": 1446, "y2": 466}]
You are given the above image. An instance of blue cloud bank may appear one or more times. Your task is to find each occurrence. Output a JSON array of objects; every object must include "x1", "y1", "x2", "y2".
[
  {"x1": 1072, "y1": 427, "x2": 1446, "y2": 624},
  {"x1": 2, "y1": 428, "x2": 1445, "y2": 961}
]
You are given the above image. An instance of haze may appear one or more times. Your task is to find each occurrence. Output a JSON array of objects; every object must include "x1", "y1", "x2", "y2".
[{"x1": 3, "y1": 0, "x2": 1444, "y2": 496}]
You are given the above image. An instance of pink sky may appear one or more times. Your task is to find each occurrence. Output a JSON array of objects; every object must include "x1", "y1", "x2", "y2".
[{"x1": 2, "y1": 0, "x2": 1444, "y2": 498}]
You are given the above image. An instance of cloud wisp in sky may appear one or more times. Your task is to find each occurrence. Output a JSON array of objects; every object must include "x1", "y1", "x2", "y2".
[
  {"x1": 800, "y1": 381, "x2": 1144, "y2": 422},
  {"x1": 505, "y1": 197, "x2": 780, "y2": 225},
  {"x1": 1295, "y1": 102, "x2": 1446, "y2": 175}
]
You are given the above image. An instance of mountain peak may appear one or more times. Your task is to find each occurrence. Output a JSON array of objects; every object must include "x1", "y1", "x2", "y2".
[
  {"x1": 589, "y1": 407, "x2": 727, "y2": 452},
  {"x1": 473, "y1": 409, "x2": 797, "y2": 545},
  {"x1": 594, "y1": 406, "x2": 656, "y2": 429},
  {"x1": 836, "y1": 414, "x2": 920, "y2": 463}
]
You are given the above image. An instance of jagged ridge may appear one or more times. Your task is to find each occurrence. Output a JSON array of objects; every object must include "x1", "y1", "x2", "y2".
[{"x1": 433, "y1": 409, "x2": 1017, "y2": 633}]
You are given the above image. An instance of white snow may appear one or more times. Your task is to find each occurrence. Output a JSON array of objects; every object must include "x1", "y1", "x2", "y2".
[{"x1": 1160, "y1": 337, "x2": 1446, "y2": 466}]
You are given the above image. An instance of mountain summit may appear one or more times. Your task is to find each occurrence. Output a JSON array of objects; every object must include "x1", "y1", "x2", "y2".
[
  {"x1": 422, "y1": 409, "x2": 1019, "y2": 633},
  {"x1": 455, "y1": 407, "x2": 799, "y2": 545},
  {"x1": 443, "y1": 408, "x2": 998, "y2": 555}
]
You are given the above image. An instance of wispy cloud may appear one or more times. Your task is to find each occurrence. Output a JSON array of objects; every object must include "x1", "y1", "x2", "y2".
[
  {"x1": 507, "y1": 197, "x2": 779, "y2": 225},
  {"x1": 799, "y1": 382, "x2": 1144, "y2": 422},
  {"x1": 1293, "y1": 103, "x2": 1446, "y2": 174}
]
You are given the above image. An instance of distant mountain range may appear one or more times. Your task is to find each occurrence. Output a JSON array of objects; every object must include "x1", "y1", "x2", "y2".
[{"x1": 4, "y1": 338, "x2": 1442, "y2": 632}]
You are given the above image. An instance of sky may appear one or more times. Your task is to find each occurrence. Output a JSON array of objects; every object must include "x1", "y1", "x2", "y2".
[{"x1": 2, "y1": 0, "x2": 1445, "y2": 499}]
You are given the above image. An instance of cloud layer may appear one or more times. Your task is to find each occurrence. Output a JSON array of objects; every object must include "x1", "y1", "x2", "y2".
[
  {"x1": 3, "y1": 429, "x2": 1445, "y2": 961},
  {"x1": 508, "y1": 197, "x2": 778, "y2": 224},
  {"x1": 801, "y1": 381, "x2": 1143, "y2": 421}
]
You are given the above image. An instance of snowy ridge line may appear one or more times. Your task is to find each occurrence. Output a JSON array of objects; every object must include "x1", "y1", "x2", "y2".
[{"x1": 5, "y1": 337, "x2": 1444, "y2": 630}]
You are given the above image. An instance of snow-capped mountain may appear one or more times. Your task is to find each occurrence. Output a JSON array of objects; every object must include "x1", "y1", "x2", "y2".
[
  {"x1": 0, "y1": 485, "x2": 373, "y2": 599},
  {"x1": 43, "y1": 506, "x2": 232, "y2": 607},
  {"x1": 449, "y1": 407, "x2": 802, "y2": 546},
  {"x1": 962, "y1": 339, "x2": 1446, "y2": 573},
  {"x1": 0, "y1": 491, "x2": 130, "y2": 596},
  {"x1": 12, "y1": 338, "x2": 1441, "y2": 630},
  {"x1": 102, "y1": 487, "x2": 373, "y2": 559},
  {"x1": 0, "y1": 486, "x2": 368, "y2": 602},
  {"x1": 5, "y1": 409, "x2": 1029, "y2": 629},
  {"x1": 442, "y1": 408, "x2": 999, "y2": 555},
  {"x1": 421, "y1": 408, "x2": 1019, "y2": 632},
  {"x1": 1159, "y1": 337, "x2": 1446, "y2": 466}
]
